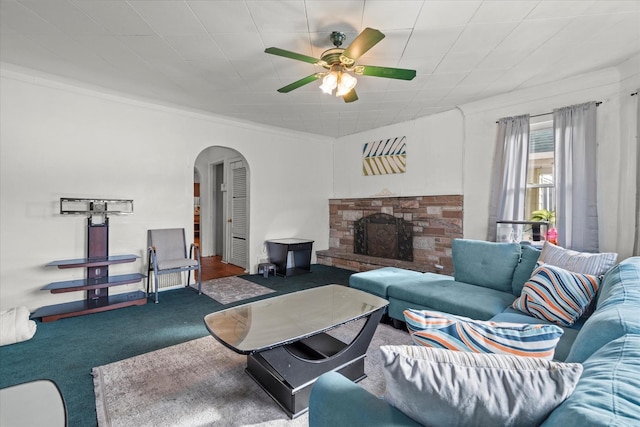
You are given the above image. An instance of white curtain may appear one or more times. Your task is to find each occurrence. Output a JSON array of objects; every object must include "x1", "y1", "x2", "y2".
[
  {"x1": 487, "y1": 115, "x2": 530, "y2": 241},
  {"x1": 635, "y1": 90, "x2": 640, "y2": 256},
  {"x1": 554, "y1": 101, "x2": 598, "y2": 252}
]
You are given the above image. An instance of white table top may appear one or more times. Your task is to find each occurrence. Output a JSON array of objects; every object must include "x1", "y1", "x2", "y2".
[{"x1": 0, "y1": 380, "x2": 66, "y2": 426}]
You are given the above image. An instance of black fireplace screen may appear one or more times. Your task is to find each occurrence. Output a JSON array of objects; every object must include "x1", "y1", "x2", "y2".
[{"x1": 354, "y1": 213, "x2": 413, "y2": 261}]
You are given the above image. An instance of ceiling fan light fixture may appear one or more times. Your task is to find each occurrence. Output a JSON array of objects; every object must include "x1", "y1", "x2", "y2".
[
  {"x1": 319, "y1": 70, "x2": 338, "y2": 94},
  {"x1": 335, "y1": 71, "x2": 357, "y2": 97},
  {"x1": 266, "y1": 27, "x2": 416, "y2": 102}
]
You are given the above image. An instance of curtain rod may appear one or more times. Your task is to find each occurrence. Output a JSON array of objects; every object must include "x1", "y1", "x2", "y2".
[{"x1": 496, "y1": 101, "x2": 602, "y2": 123}]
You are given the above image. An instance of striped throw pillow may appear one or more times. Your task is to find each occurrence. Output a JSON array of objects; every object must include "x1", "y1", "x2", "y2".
[
  {"x1": 512, "y1": 264, "x2": 600, "y2": 326},
  {"x1": 404, "y1": 309, "x2": 563, "y2": 360},
  {"x1": 539, "y1": 241, "x2": 617, "y2": 277}
]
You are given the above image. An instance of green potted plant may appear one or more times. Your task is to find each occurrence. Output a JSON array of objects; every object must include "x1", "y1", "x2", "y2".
[
  {"x1": 530, "y1": 209, "x2": 555, "y2": 224},
  {"x1": 530, "y1": 209, "x2": 557, "y2": 244}
]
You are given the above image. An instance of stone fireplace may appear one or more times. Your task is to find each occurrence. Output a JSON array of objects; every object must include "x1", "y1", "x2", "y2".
[
  {"x1": 354, "y1": 213, "x2": 413, "y2": 261},
  {"x1": 316, "y1": 195, "x2": 463, "y2": 274}
]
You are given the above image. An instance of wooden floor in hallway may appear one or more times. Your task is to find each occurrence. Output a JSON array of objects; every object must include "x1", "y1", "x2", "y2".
[{"x1": 199, "y1": 255, "x2": 246, "y2": 281}]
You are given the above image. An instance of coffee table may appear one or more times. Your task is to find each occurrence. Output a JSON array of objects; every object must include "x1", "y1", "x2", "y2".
[{"x1": 203, "y1": 284, "x2": 388, "y2": 418}]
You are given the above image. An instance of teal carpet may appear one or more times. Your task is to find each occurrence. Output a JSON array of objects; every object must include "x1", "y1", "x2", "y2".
[
  {"x1": 0, "y1": 264, "x2": 353, "y2": 426},
  {"x1": 239, "y1": 263, "x2": 353, "y2": 293}
]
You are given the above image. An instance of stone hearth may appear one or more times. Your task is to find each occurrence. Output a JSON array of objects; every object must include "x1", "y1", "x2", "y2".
[{"x1": 316, "y1": 195, "x2": 463, "y2": 275}]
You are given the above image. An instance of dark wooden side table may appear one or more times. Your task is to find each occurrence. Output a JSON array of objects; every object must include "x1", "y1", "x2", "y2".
[{"x1": 265, "y1": 238, "x2": 314, "y2": 277}]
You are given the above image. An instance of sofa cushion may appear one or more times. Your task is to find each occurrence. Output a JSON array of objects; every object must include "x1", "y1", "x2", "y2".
[
  {"x1": 539, "y1": 241, "x2": 617, "y2": 277},
  {"x1": 512, "y1": 264, "x2": 600, "y2": 326},
  {"x1": 381, "y1": 345, "x2": 582, "y2": 427},
  {"x1": 387, "y1": 279, "x2": 516, "y2": 321},
  {"x1": 404, "y1": 309, "x2": 563, "y2": 360},
  {"x1": 452, "y1": 239, "x2": 521, "y2": 293},
  {"x1": 490, "y1": 308, "x2": 581, "y2": 362},
  {"x1": 349, "y1": 267, "x2": 425, "y2": 299},
  {"x1": 542, "y1": 334, "x2": 640, "y2": 427},
  {"x1": 561, "y1": 258, "x2": 640, "y2": 362},
  {"x1": 511, "y1": 244, "x2": 541, "y2": 296},
  {"x1": 308, "y1": 371, "x2": 422, "y2": 427},
  {"x1": 596, "y1": 257, "x2": 640, "y2": 309},
  {"x1": 565, "y1": 304, "x2": 640, "y2": 363}
]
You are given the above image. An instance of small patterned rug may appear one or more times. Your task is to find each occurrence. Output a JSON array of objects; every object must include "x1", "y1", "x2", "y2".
[{"x1": 200, "y1": 276, "x2": 276, "y2": 304}]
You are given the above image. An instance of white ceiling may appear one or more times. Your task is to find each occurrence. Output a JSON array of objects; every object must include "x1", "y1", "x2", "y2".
[{"x1": 1, "y1": 0, "x2": 639, "y2": 137}]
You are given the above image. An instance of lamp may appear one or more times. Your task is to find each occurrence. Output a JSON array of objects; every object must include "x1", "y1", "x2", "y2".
[
  {"x1": 319, "y1": 70, "x2": 338, "y2": 94},
  {"x1": 319, "y1": 67, "x2": 357, "y2": 97},
  {"x1": 336, "y1": 71, "x2": 357, "y2": 96}
]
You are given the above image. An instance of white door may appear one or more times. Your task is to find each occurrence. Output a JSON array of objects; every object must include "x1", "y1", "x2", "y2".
[{"x1": 228, "y1": 159, "x2": 248, "y2": 269}]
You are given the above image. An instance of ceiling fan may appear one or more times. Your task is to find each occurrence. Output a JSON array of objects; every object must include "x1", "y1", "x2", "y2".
[{"x1": 265, "y1": 28, "x2": 416, "y2": 103}]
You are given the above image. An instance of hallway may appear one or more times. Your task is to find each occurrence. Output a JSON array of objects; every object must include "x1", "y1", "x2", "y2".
[{"x1": 199, "y1": 255, "x2": 245, "y2": 281}]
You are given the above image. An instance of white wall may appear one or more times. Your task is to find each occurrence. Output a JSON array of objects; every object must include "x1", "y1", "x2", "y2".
[
  {"x1": 333, "y1": 109, "x2": 465, "y2": 198},
  {"x1": 0, "y1": 67, "x2": 333, "y2": 311}
]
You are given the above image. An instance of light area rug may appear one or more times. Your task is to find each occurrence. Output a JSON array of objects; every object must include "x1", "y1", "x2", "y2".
[
  {"x1": 200, "y1": 276, "x2": 275, "y2": 304},
  {"x1": 92, "y1": 319, "x2": 413, "y2": 427}
]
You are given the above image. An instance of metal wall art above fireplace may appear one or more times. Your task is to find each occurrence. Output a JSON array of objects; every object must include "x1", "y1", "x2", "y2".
[{"x1": 354, "y1": 213, "x2": 413, "y2": 262}]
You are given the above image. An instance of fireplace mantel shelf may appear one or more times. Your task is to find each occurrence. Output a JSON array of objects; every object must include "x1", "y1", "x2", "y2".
[{"x1": 316, "y1": 249, "x2": 434, "y2": 273}]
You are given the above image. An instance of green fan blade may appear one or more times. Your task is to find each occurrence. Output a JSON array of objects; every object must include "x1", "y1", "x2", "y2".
[
  {"x1": 343, "y1": 89, "x2": 358, "y2": 103},
  {"x1": 265, "y1": 47, "x2": 320, "y2": 64},
  {"x1": 357, "y1": 65, "x2": 416, "y2": 80},
  {"x1": 341, "y1": 28, "x2": 385, "y2": 63},
  {"x1": 277, "y1": 74, "x2": 322, "y2": 93}
]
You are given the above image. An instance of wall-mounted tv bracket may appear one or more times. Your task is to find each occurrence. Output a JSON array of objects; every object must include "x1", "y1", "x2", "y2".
[
  {"x1": 32, "y1": 198, "x2": 145, "y2": 322},
  {"x1": 60, "y1": 197, "x2": 133, "y2": 223}
]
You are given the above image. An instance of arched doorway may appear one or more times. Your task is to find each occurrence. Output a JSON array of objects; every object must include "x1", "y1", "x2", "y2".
[
  {"x1": 193, "y1": 168, "x2": 201, "y2": 248},
  {"x1": 194, "y1": 146, "x2": 249, "y2": 271}
]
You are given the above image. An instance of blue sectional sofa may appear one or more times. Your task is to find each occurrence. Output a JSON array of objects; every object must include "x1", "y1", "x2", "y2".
[
  {"x1": 350, "y1": 239, "x2": 541, "y2": 321},
  {"x1": 309, "y1": 241, "x2": 640, "y2": 426},
  {"x1": 350, "y1": 239, "x2": 584, "y2": 359}
]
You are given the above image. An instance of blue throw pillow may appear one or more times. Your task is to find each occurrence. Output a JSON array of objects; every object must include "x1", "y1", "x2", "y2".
[
  {"x1": 511, "y1": 244, "x2": 541, "y2": 295},
  {"x1": 452, "y1": 239, "x2": 521, "y2": 293}
]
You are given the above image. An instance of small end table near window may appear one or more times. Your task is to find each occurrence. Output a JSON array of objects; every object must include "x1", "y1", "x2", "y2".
[
  {"x1": 265, "y1": 238, "x2": 314, "y2": 277},
  {"x1": 496, "y1": 220, "x2": 549, "y2": 245}
]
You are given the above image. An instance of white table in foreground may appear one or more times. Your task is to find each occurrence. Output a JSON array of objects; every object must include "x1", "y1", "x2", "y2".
[
  {"x1": 204, "y1": 284, "x2": 388, "y2": 418},
  {"x1": 0, "y1": 379, "x2": 67, "y2": 426}
]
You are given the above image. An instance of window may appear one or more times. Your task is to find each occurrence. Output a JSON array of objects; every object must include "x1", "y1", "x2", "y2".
[
  {"x1": 525, "y1": 119, "x2": 554, "y2": 218},
  {"x1": 491, "y1": 102, "x2": 597, "y2": 249}
]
